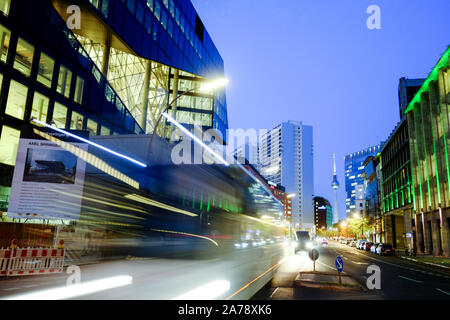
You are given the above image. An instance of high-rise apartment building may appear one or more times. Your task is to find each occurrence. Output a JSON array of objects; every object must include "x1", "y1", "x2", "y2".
[
  {"x1": 259, "y1": 121, "x2": 314, "y2": 230},
  {"x1": 232, "y1": 142, "x2": 259, "y2": 168}
]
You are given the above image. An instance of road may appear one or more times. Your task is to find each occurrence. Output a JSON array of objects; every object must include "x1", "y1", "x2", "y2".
[
  {"x1": 1, "y1": 241, "x2": 450, "y2": 300},
  {"x1": 0, "y1": 244, "x2": 284, "y2": 300},
  {"x1": 254, "y1": 241, "x2": 450, "y2": 300}
]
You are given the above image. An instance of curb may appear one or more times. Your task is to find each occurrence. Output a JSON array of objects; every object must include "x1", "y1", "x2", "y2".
[
  {"x1": 399, "y1": 256, "x2": 450, "y2": 270},
  {"x1": 294, "y1": 272, "x2": 364, "y2": 292}
]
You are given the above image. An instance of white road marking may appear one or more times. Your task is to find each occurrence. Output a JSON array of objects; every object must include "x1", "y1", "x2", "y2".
[
  {"x1": 436, "y1": 288, "x2": 450, "y2": 296},
  {"x1": 352, "y1": 261, "x2": 369, "y2": 265},
  {"x1": 398, "y1": 275, "x2": 423, "y2": 284},
  {"x1": 2, "y1": 288, "x2": 19, "y2": 291},
  {"x1": 316, "y1": 261, "x2": 336, "y2": 271},
  {"x1": 269, "y1": 287, "x2": 279, "y2": 298}
]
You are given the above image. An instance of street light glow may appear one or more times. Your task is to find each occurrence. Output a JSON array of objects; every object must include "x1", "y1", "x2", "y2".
[
  {"x1": 287, "y1": 193, "x2": 296, "y2": 198},
  {"x1": 199, "y1": 77, "x2": 229, "y2": 92},
  {"x1": 161, "y1": 112, "x2": 229, "y2": 166}
]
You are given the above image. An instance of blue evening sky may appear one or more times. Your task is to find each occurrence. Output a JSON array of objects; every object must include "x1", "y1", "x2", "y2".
[{"x1": 192, "y1": 0, "x2": 450, "y2": 220}]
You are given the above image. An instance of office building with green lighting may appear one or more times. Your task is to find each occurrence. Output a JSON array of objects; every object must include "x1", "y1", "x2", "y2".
[
  {"x1": 405, "y1": 46, "x2": 450, "y2": 256},
  {"x1": 380, "y1": 77, "x2": 424, "y2": 251}
]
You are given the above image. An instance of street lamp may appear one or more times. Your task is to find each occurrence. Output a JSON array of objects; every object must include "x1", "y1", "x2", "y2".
[{"x1": 148, "y1": 77, "x2": 229, "y2": 153}]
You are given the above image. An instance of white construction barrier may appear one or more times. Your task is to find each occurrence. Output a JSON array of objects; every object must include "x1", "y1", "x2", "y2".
[
  {"x1": 0, "y1": 248, "x2": 12, "y2": 276},
  {"x1": 0, "y1": 247, "x2": 65, "y2": 276}
]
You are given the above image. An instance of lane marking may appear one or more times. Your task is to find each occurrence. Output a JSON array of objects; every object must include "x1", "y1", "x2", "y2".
[
  {"x1": 269, "y1": 287, "x2": 279, "y2": 299},
  {"x1": 436, "y1": 288, "x2": 450, "y2": 296},
  {"x1": 398, "y1": 275, "x2": 423, "y2": 284},
  {"x1": 357, "y1": 252, "x2": 450, "y2": 278},
  {"x1": 226, "y1": 260, "x2": 283, "y2": 300},
  {"x1": 352, "y1": 261, "x2": 369, "y2": 265}
]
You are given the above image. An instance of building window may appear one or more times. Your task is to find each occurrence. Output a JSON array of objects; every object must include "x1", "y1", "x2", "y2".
[
  {"x1": 57, "y1": 65, "x2": 72, "y2": 98},
  {"x1": 5, "y1": 80, "x2": 28, "y2": 120},
  {"x1": 0, "y1": 24, "x2": 9, "y2": 64},
  {"x1": 70, "y1": 111, "x2": 84, "y2": 130},
  {"x1": 13, "y1": 38, "x2": 34, "y2": 77},
  {"x1": 74, "y1": 76, "x2": 84, "y2": 104},
  {"x1": 154, "y1": 0, "x2": 160, "y2": 21},
  {"x1": 87, "y1": 119, "x2": 98, "y2": 135},
  {"x1": 52, "y1": 102, "x2": 67, "y2": 128},
  {"x1": 0, "y1": 125, "x2": 20, "y2": 166},
  {"x1": 30, "y1": 92, "x2": 49, "y2": 122},
  {"x1": 100, "y1": 125, "x2": 111, "y2": 136},
  {"x1": 37, "y1": 52, "x2": 54, "y2": 87},
  {"x1": 0, "y1": 0, "x2": 10, "y2": 16},
  {"x1": 147, "y1": 0, "x2": 154, "y2": 12}
]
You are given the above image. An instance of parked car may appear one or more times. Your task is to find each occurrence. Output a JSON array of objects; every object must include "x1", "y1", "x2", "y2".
[
  {"x1": 376, "y1": 244, "x2": 395, "y2": 256},
  {"x1": 349, "y1": 240, "x2": 357, "y2": 247},
  {"x1": 356, "y1": 239, "x2": 365, "y2": 249},
  {"x1": 370, "y1": 243, "x2": 380, "y2": 253},
  {"x1": 362, "y1": 242, "x2": 373, "y2": 251}
]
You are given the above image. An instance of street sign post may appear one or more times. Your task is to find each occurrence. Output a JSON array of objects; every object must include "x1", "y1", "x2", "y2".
[
  {"x1": 309, "y1": 249, "x2": 319, "y2": 272},
  {"x1": 335, "y1": 256, "x2": 344, "y2": 284}
]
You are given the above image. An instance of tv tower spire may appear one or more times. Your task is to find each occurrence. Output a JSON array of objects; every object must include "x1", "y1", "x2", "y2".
[{"x1": 331, "y1": 153, "x2": 339, "y2": 224}]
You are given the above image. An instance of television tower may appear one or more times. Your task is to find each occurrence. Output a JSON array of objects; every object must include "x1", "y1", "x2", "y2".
[{"x1": 331, "y1": 153, "x2": 339, "y2": 224}]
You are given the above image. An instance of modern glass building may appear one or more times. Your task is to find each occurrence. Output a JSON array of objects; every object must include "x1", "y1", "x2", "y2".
[
  {"x1": 405, "y1": 46, "x2": 450, "y2": 256},
  {"x1": 0, "y1": 0, "x2": 228, "y2": 213},
  {"x1": 52, "y1": 0, "x2": 228, "y2": 140},
  {"x1": 344, "y1": 144, "x2": 382, "y2": 217}
]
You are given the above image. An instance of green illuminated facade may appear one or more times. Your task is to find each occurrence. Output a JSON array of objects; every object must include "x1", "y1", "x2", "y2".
[
  {"x1": 406, "y1": 46, "x2": 450, "y2": 256},
  {"x1": 380, "y1": 119, "x2": 414, "y2": 250}
]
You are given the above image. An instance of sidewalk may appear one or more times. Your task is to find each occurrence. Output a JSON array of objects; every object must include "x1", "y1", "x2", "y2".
[{"x1": 397, "y1": 252, "x2": 450, "y2": 270}]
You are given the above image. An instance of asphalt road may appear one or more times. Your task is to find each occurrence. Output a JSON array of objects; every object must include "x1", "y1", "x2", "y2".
[
  {"x1": 255, "y1": 241, "x2": 450, "y2": 300},
  {"x1": 0, "y1": 244, "x2": 284, "y2": 300}
]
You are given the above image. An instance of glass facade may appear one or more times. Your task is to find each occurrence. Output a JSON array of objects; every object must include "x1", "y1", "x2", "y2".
[
  {"x1": 0, "y1": 0, "x2": 227, "y2": 214},
  {"x1": 53, "y1": 0, "x2": 228, "y2": 140},
  {"x1": 381, "y1": 120, "x2": 413, "y2": 213},
  {"x1": 344, "y1": 145, "x2": 382, "y2": 216}
]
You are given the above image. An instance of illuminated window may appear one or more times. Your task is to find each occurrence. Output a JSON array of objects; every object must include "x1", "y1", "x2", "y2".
[
  {"x1": 37, "y1": 52, "x2": 54, "y2": 87},
  {"x1": 13, "y1": 38, "x2": 34, "y2": 77},
  {"x1": 5, "y1": 80, "x2": 28, "y2": 120},
  {"x1": 30, "y1": 92, "x2": 49, "y2": 122},
  {"x1": 70, "y1": 111, "x2": 84, "y2": 130},
  {"x1": 57, "y1": 65, "x2": 72, "y2": 98},
  {"x1": 87, "y1": 119, "x2": 98, "y2": 135},
  {"x1": 0, "y1": 24, "x2": 10, "y2": 63},
  {"x1": 74, "y1": 76, "x2": 84, "y2": 104},
  {"x1": 0, "y1": 125, "x2": 20, "y2": 166},
  {"x1": 0, "y1": 0, "x2": 10, "y2": 16},
  {"x1": 52, "y1": 102, "x2": 67, "y2": 128},
  {"x1": 100, "y1": 125, "x2": 111, "y2": 136}
]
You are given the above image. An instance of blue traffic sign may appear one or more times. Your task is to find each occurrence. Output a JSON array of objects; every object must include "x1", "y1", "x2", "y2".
[{"x1": 335, "y1": 256, "x2": 344, "y2": 273}]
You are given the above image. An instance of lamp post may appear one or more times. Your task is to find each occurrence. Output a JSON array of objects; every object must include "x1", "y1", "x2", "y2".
[
  {"x1": 148, "y1": 77, "x2": 228, "y2": 153},
  {"x1": 286, "y1": 193, "x2": 296, "y2": 239}
]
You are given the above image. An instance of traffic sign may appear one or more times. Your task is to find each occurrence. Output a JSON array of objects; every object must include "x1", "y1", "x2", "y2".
[
  {"x1": 309, "y1": 248, "x2": 319, "y2": 272},
  {"x1": 335, "y1": 256, "x2": 344, "y2": 273},
  {"x1": 309, "y1": 249, "x2": 319, "y2": 261}
]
